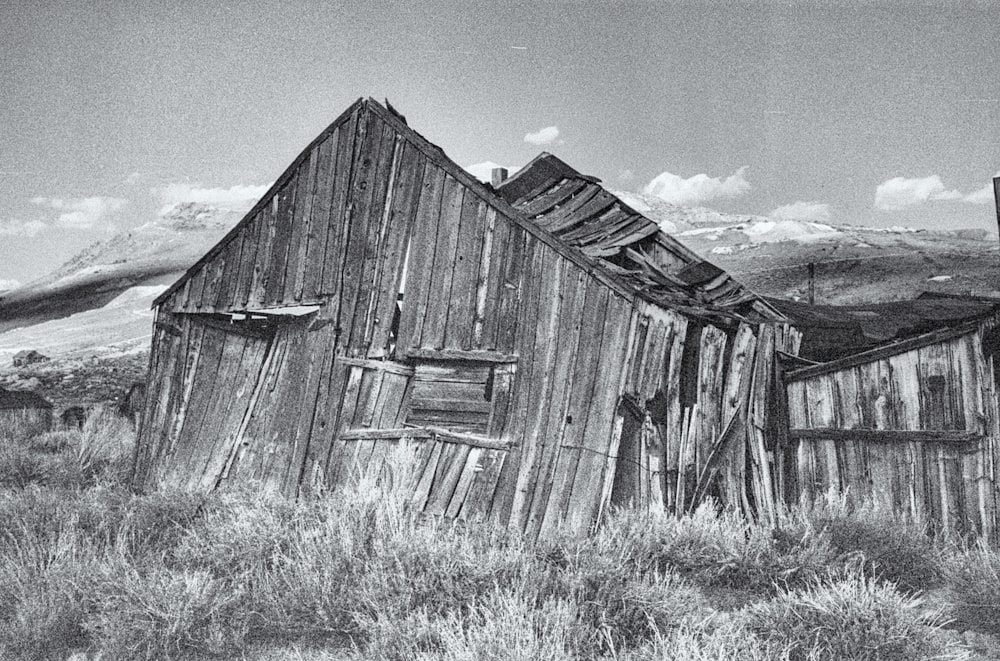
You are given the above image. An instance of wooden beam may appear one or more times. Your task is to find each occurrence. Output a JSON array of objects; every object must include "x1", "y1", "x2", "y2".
[
  {"x1": 785, "y1": 322, "x2": 980, "y2": 381},
  {"x1": 334, "y1": 356, "x2": 415, "y2": 376},
  {"x1": 404, "y1": 348, "x2": 519, "y2": 363},
  {"x1": 340, "y1": 425, "x2": 512, "y2": 450},
  {"x1": 340, "y1": 427, "x2": 433, "y2": 440},
  {"x1": 789, "y1": 428, "x2": 982, "y2": 444}
]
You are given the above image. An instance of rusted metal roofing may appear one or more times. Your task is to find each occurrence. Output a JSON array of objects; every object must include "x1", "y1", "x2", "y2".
[
  {"x1": 0, "y1": 388, "x2": 52, "y2": 410},
  {"x1": 496, "y1": 153, "x2": 780, "y2": 321},
  {"x1": 769, "y1": 294, "x2": 1000, "y2": 362}
]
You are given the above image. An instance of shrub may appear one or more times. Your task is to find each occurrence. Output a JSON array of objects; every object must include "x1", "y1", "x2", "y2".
[
  {"x1": 0, "y1": 443, "x2": 52, "y2": 488},
  {"x1": 574, "y1": 502, "x2": 834, "y2": 597},
  {"x1": 0, "y1": 499, "x2": 104, "y2": 660},
  {"x1": 740, "y1": 571, "x2": 962, "y2": 661},
  {"x1": 535, "y1": 538, "x2": 713, "y2": 656},
  {"x1": 944, "y1": 540, "x2": 1000, "y2": 636},
  {"x1": 75, "y1": 405, "x2": 135, "y2": 487},
  {"x1": 411, "y1": 590, "x2": 579, "y2": 661},
  {"x1": 621, "y1": 621, "x2": 793, "y2": 661},
  {"x1": 26, "y1": 431, "x2": 73, "y2": 454},
  {"x1": 84, "y1": 562, "x2": 250, "y2": 660},
  {"x1": 806, "y1": 494, "x2": 942, "y2": 593}
]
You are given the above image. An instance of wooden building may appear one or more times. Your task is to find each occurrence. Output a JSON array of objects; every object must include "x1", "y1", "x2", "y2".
[
  {"x1": 0, "y1": 387, "x2": 53, "y2": 440},
  {"x1": 132, "y1": 98, "x2": 798, "y2": 537},
  {"x1": 775, "y1": 294, "x2": 1000, "y2": 539}
]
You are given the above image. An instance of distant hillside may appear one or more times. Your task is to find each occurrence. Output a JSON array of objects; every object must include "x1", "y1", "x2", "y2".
[
  {"x1": 1, "y1": 192, "x2": 997, "y2": 367},
  {"x1": 0, "y1": 203, "x2": 240, "y2": 334},
  {"x1": 614, "y1": 190, "x2": 1000, "y2": 305}
]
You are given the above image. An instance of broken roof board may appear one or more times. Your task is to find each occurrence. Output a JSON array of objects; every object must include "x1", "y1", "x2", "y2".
[{"x1": 496, "y1": 152, "x2": 782, "y2": 321}]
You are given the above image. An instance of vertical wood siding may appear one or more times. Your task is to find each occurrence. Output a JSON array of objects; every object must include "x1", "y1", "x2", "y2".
[{"x1": 786, "y1": 327, "x2": 1000, "y2": 539}]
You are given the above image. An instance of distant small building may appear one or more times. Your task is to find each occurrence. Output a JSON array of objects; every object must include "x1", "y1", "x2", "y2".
[
  {"x1": 12, "y1": 350, "x2": 49, "y2": 368},
  {"x1": 0, "y1": 387, "x2": 53, "y2": 440}
]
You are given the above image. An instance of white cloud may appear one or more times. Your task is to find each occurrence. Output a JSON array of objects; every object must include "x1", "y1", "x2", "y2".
[
  {"x1": 0, "y1": 279, "x2": 21, "y2": 291},
  {"x1": 643, "y1": 166, "x2": 750, "y2": 206},
  {"x1": 769, "y1": 201, "x2": 832, "y2": 223},
  {"x1": 524, "y1": 126, "x2": 560, "y2": 146},
  {"x1": 963, "y1": 171, "x2": 1000, "y2": 204},
  {"x1": 874, "y1": 175, "x2": 966, "y2": 211},
  {"x1": 153, "y1": 182, "x2": 272, "y2": 215},
  {"x1": 464, "y1": 161, "x2": 521, "y2": 183},
  {"x1": 0, "y1": 219, "x2": 48, "y2": 237},
  {"x1": 30, "y1": 196, "x2": 127, "y2": 229}
]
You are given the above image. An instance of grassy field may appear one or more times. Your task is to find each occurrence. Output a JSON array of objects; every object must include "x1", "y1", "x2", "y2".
[{"x1": 0, "y1": 412, "x2": 998, "y2": 660}]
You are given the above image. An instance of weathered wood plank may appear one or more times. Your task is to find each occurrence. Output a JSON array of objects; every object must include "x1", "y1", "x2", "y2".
[
  {"x1": 319, "y1": 108, "x2": 361, "y2": 296},
  {"x1": 425, "y1": 442, "x2": 470, "y2": 516},
  {"x1": 718, "y1": 323, "x2": 756, "y2": 512},
  {"x1": 445, "y1": 447, "x2": 484, "y2": 518},
  {"x1": 480, "y1": 211, "x2": 510, "y2": 350},
  {"x1": 410, "y1": 440, "x2": 444, "y2": 511},
  {"x1": 472, "y1": 207, "x2": 497, "y2": 349},
  {"x1": 404, "y1": 347, "x2": 518, "y2": 363},
  {"x1": 487, "y1": 236, "x2": 540, "y2": 528},
  {"x1": 284, "y1": 146, "x2": 320, "y2": 303},
  {"x1": 788, "y1": 428, "x2": 983, "y2": 443},
  {"x1": 249, "y1": 200, "x2": 278, "y2": 308},
  {"x1": 356, "y1": 134, "x2": 404, "y2": 355},
  {"x1": 457, "y1": 449, "x2": 507, "y2": 523},
  {"x1": 493, "y1": 226, "x2": 528, "y2": 354},
  {"x1": 420, "y1": 175, "x2": 465, "y2": 349},
  {"x1": 368, "y1": 143, "x2": 424, "y2": 357},
  {"x1": 526, "y1": 264, "x2": 586, "y2": 539},
  {"x1": 507, "y1": 251, "x2": 563, "y2": 532},
  {"x1": 263, "y1": 175, "x2": 299, "y2": 306},
  {"x1": 395, "y1": 162, "x2": 444, "y2": 350},
  {"x1": 301, "y1": 130, "x2": 338, "y2": 300},
  {"x1": 564, "y1": 294, "x2": 634, "y2": 536},
  {"x1": 346, "y1": 116, "x2": 396, "y2": 353},
  {"x1": 445, "y1": 195, "x2": 486, "y2": 350},
  {"x1": 693, "y1": 325, "x2": 728, "y2": 487},
  {"x1": 537, "y1": 280, "x2": 608, "y2": 534},
  {"x1": 213, "y1": 236, "x2": 239, "y2": 311}
]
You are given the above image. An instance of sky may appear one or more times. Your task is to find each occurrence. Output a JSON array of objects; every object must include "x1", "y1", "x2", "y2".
[{"x1": 1, "y1": 0, "x2": 998, "y2": 286}]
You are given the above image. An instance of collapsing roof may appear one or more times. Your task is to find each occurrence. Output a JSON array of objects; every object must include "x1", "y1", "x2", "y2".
[
  {"x1": 496, "y1": 153, "x2": 782, "y2": 324},
  {"x1": 770, "y1": 293, "x2": 1000, "y2": 363}
]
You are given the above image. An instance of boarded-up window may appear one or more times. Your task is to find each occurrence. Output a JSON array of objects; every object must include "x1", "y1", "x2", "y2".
[{"x1": 404, "y1": 358, "x2": 515, "y2": 436}]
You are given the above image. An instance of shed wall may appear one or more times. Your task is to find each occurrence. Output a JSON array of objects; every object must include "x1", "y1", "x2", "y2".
[
  {"x1": 136, "y1": 101, "x2": 651, "y2": 536},
  {"x1": 786, "y1": 325, "x2": 1000, "y2": 538}
]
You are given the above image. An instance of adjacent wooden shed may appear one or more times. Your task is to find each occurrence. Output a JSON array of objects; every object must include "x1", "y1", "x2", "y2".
[
  {"x1": 133, "y1": 98, "x2": 797, "y2": 537},
  {"x1": 776, "y1": 294, "x2": 1000, "y2": 539},
  {"x1": 0, "y1": 387, "x2": 53, "y2": 440}
]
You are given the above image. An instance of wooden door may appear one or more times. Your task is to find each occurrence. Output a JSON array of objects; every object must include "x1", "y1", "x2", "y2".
[{"x1": 162, "y1": 320, "x2": 273, "y2": 490}]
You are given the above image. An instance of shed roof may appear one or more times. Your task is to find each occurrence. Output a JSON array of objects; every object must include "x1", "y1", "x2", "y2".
[
  {"x1": 769, "y1": 295, "x2": 1000, "y2": 362},
  {"x1": 0, "y1": 388, "x2": 52, "y2": 410},
  {"x1": 496, "y1": 153, "x2": 780, "y2": 321}
]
